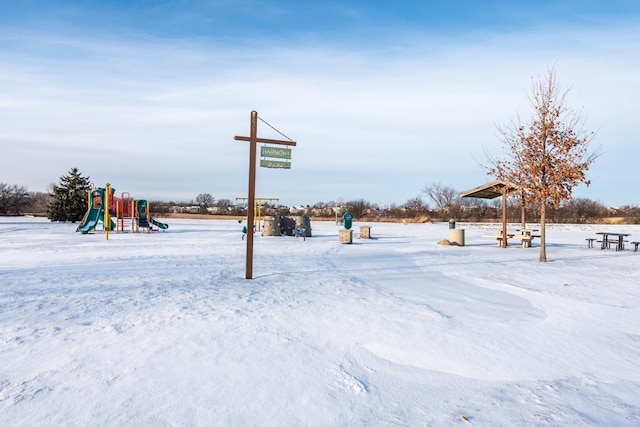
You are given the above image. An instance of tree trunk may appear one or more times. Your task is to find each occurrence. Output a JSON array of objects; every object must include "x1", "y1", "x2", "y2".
[
  {"x1": 539, "y1": 202, "x2": 547, "y2": 262},
  {"x1": 520, "y1": 195, "x2": 526, "y2": 230}
]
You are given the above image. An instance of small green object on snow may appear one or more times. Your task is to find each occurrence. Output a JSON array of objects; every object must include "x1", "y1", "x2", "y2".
[{"x1": 342, "y1": 212, "x2": 353, "y2": 230}]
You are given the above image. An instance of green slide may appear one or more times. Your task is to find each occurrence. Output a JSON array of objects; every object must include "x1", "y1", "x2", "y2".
[
  {"x1": 151, "y1": 217, "x2": 169, "y2": 230},
  {"x1": 137, "y1": 200, "x2": 168, "y2": 230},
  {"x1": 76, "y1": 205, "x2": 103, "y2": 234},
  {"x1": 76, "y1": 206, "x2": 115, "y2": 234}
]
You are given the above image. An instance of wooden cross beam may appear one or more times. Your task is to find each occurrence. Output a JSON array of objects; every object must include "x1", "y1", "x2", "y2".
[{"x1": 234, "y1": 110, "x2": 297, "y2": 279}]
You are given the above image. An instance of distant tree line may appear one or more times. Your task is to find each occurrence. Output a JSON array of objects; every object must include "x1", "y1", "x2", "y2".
[
  {"x1": 2, "y1": 172, "x2": 639, "y2": 224},
  {"x1": 420, "y1": 182, "x2": 624, "y2": 224},
  {"x1": 152, "y1": 193, "x2": 244, "y2": 216},
  {"x1": 163, "y1": 185, "x2": 639, "y2": 225},
  {"x1": 0, "y1": 182, "x2": 50, "y2": 215}
]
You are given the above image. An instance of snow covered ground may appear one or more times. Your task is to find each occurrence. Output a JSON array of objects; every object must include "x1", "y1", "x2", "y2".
[{"x1": 1, "y1": 216, "x2": 639, "y2": 426}]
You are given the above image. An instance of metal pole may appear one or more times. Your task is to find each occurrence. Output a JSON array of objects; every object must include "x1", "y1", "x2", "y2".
[
  {"x1": 245, "y1": 111, "x2": 258, "y2": 279},
  {"x1": 105, "y1": 183, "x2": 111, "y2": 241}
]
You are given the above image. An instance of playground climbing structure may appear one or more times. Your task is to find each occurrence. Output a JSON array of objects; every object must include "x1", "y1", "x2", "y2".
[{"x1": 76, "y1": 184, "x2": 168, "y2": 235}]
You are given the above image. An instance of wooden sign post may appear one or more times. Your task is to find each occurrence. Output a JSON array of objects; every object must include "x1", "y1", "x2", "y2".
[{"x1": 234, "y1": 111, "x2": 296, "y2": 279}]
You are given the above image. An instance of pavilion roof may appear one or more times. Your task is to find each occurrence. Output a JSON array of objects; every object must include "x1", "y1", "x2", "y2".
[{"x1": 460, "y1": 180, "x2": 519, "y2": 199}]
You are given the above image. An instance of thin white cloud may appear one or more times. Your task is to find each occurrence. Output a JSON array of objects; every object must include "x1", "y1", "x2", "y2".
[{"x1": 1, "y1": 21, "x2": 638, "y2": 205}]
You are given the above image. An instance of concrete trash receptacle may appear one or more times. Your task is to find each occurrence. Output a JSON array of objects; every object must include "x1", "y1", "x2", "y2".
[
  {"x1": 449, "y1": 229, "x2": 465, "y2": 246},
  {"x1": 359, "y1": 225, "x2": 371, "y2": 239}
]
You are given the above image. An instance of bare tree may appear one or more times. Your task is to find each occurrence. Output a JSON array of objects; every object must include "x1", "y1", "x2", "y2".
[
  {"x1": 403, "y1": 196, "x2": 429, "y2": 217},
  {"x1": 28, "y1": 192, "x2": 53, "y2": 214},
  {"x1": 557, "y1": 198, "x2": 607, "y2": 223},
  {"x1": 0, "y1": 183, "x2": 31, "y2": 215},
  {"x1": 215, "y1": 198, "x2": 233, "y2": 208},
  {"x1": 422, "y1": 182, "x2": 467, "y2": 220},
  {"x1": 195, "y1": 193, "x2": 215, "y2": 214},
  {"x1": 487, "y1": 68, "x2": 599, "y2": 261},
  {"x1": 344, "y1": 199, "x2": 373, "y2": 218}
]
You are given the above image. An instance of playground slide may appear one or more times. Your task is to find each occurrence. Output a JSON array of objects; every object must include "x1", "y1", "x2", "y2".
[
  {"x1": 137, "y1": 215, "x2": 168, "y2": 230},
  {"x1": 136, "y1": 200, "x2": 168, "y2": 230},
  {"x1": 151, "y1": 217, "x2": 169, "y2": 230},
  {"x1": 76, "y1": 205, "x2": 102, "y2": 234},
  {"x1": 137, "y1": 214, "x2": 168, "y2": 230}
]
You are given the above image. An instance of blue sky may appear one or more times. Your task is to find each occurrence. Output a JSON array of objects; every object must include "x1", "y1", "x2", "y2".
[{"x1": 1, "y1": 1, "x2": 638, "y2": 207}]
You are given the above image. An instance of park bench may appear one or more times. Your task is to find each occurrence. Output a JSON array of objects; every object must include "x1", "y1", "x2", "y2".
[
  {"x1": 631, "y1": 241, "x2": 640, "y2": 252},
  {"x1": 595, "y1": 239, "x2": 626, "y2": 250},
  {"x1": 596, "y1": 240, "x2": 626, "y2": 251}
]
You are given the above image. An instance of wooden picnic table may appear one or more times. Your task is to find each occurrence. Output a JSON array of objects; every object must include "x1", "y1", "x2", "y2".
[{"x1": 595, "y1": 232, "x2": 630, "y2": 251}]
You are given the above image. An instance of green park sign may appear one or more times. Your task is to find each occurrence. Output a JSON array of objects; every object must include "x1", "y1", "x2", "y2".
[
  {"x1": 260, "y1": 159, "x2": 291, "y2": 169},
  {"x1": 261, "y1": 146, "x2": 291, "y2": 159}
]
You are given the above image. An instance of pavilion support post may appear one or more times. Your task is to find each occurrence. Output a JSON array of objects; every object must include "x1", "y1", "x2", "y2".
[
  {"x1": 501, "y1": 188, "x2": 507, "y2": 248},
  {"x1": 459, "y1": 180, "x2": 518, "y2": 249}
]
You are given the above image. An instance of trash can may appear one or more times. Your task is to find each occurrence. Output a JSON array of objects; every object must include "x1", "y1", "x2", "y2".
[
  {"x1": 449, "y1": 218, "x2": 456, "y2": 229},
  {"x1": 449, "y1": 229, "x2": 465, "y2": 246},
  {"x1": 342, "y1": 212, "x2": 353, "y2": 230}
]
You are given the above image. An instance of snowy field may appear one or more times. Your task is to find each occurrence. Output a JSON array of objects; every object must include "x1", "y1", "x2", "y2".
[{"x1": 1, "y1": 216, "x2": 639, "y2": 426}]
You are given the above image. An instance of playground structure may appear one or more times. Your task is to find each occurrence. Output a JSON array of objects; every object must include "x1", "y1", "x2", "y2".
[
  {"x1": 236, "y1": 196, "x2": 279, "y2": 232},
  {"x1": 236, "y1": 197, "x2": 312, "y2": 239},
  {"x1": 76, "y1": 183, "x2": 168, "y2": 235},
  {"x1": 262, "y1": 215, "x2": 312, "y2": 238}
]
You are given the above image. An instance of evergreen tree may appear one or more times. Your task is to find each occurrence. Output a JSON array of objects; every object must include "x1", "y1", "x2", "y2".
[{"x1": 47, "y1": 168, "x2": 92, "y2": 222}]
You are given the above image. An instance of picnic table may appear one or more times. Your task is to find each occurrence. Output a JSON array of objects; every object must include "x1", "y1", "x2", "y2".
[
  {"x1": 595, "y1": 232, "x2": 630, "y2": 251},
  {"x1": 482, "y1": 230, "x2": 515, "y2": 247},
  {"x1": 513, "y1": 229, "x2": 540, "y2": 248},
  {"x1": 484, "y1": 229, "x2": 540, "y2": 248}
]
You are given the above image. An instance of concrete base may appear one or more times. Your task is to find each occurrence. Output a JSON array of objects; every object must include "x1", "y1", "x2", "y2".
[
  {"x1": 339, "y1": 229, "x2": 353, "y2": 244},
  {"x1": 359, "y1": 226, "x2": 371, "y2": 239}
]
